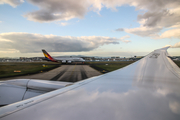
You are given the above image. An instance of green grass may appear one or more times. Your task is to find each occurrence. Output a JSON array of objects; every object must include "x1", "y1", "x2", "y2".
[
  {"x1": 95, "y1": 64, "x2": 131, "y2": 72},
  {"x1": 86, "y1": 61, "x2": 134, "y2": 65},
  {"x1": 91, "y1": 61, "x2": 135, "y2": 72},
  {"x1": 0, "y1": 62, "x2": 60, "y2": 78},
  {"x1": 174, "y1": 61, "x2": 180, "y2": 68},
  {"x1": 91, "y1": 60, "x2": 180, "y2": 73}
]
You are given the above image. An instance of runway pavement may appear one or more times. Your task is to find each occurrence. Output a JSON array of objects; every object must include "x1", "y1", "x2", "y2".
[{"x1": 0, "y1": 65, "x2": 102, "y2": 82}]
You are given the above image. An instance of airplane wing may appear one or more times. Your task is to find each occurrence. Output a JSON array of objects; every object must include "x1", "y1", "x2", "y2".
[{"x1": 0, "y1": 47, "x2": 180, "y2": 120}]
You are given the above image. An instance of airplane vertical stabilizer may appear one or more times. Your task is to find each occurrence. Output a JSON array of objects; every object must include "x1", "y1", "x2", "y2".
[{"x1": 42, "y1": 49, "x2": 57, "y2": 62}]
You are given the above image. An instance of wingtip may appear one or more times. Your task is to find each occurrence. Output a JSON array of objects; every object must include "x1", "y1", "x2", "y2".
[
  {"x1": 155, "y1": 46, "x2": 170, "y2": 51},
  {"x1": 163, "y1": 45, "x2": 171, "y2": 49}
]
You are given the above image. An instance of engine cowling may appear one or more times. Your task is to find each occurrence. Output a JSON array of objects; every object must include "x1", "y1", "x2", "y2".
[
  {"x1": 67, "y1": 61, "x2": 72, "y2": 63},
  {"x1": 0, "y1": 79, "x2": 72, "y2": 106}
]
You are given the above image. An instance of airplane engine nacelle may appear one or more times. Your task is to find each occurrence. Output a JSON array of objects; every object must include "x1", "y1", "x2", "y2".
[
  {"x1": 67, "y1": 61, "x2": 72, "y2": 63},
  {"x1": 62, "y1": 60, "x2": 66, "y2": 63},
  {"x1": 0, "y1": 79, "x2": 72, "y2": 106}
]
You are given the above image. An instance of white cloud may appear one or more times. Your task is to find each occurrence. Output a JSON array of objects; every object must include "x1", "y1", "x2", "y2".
[
  {"x1": 55, "y1": 22, "x2": 69, "y2": 26},
  {"x1": 121, "y1": 4, "x2": 180, "y2": 39},
  {"x1": 2, "y1": 0, "x2": 180, "y2": 27},
  {"x1": 1, "y1": 0, "x2": 180, "y2": 39},
  {"x1": 159, "y1": 29, "x2": 180, "y2": 39},
  {"x1": 124, "y1": 26, "x2": 162, "y2": 37},
  {"x1": 164, "y1": 42, "x2": 180, "y2": 48},
  {"x1": 0, "y1": 32, "x2": 129, "y2": 53},
  {"x1": 120, "y1": 35, "x2": 130, "y2": 40},
  {"x1": 119, "y1": 35, "x2": 131, "y2": 43},
  {"x1": 60, "y1": 22, "x2": 69, "y2": 26},
  {"x1": 107, "y1": 0, "x2": 180, "y2": 39},
  {"x1": 21, "y1": 0, "x2": 180, "y2": 24},
  {"x1": 171, "y1": 42, "x2": 180, "y2": 48},
  {"x1": 115, "y1": 28, "x2": 124, "y2": 32},
  {"x1": 24, "y1": 0, "x2": 90, "y2": 22},
  {"x1": 0, "y1": 0, "x2": 24, "y2": 7}
]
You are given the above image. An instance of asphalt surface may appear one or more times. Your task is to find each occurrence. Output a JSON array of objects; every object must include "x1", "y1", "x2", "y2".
[{"x1": 0, "y1": 65, "x2": 102, "y2": 82}]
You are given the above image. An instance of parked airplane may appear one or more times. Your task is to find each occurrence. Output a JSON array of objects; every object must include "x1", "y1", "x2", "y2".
[
  {"x1": 42, "y1": 49, "x2": 85, "y2": 63},
  {"x1": 0, "y1": 47, "x2": 180, "y2": 120}
]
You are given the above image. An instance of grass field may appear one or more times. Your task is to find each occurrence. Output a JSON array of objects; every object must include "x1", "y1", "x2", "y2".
[
  {"x1": 91, "y1": 60, "x2": 180, "y2": 73},
  {"x1": 90, "y1": 61, "x2": 135, "y2": 73},
  {"x1": 85, "y1": 61, "x2": 134, "y2": 65},
  {"x1": 174, "y1": 61, "x2": 180, "y2": 68},
  {"x1": 0, "y1": 62, "x2": 60, "y2": 78}
]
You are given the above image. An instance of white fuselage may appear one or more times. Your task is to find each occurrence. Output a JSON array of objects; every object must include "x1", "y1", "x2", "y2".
[{"x1": 54, "y1": 57, "x2": 85, "y2": 62}]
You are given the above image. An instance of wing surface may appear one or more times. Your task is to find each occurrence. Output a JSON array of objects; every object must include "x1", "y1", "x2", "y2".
[{"x1": 0, "y1": 47, "x2": 180, "y2": 120}]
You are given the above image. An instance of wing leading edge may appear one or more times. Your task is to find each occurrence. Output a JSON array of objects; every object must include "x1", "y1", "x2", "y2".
[{"x1": 0, "y1": 47, "x2": 180, "y2": 120}]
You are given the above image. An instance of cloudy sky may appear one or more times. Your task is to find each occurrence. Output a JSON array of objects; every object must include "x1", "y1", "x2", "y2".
[{"x1": 0, "y1": 0, "x2": 179, "y2": 57}]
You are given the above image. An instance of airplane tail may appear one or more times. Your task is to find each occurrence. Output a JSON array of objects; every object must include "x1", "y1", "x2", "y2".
[{"x1": 42, "y1": 49, "x2": 58, "y2": 62}]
